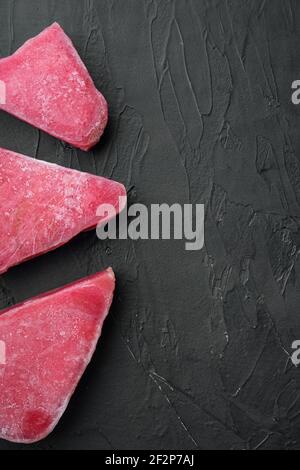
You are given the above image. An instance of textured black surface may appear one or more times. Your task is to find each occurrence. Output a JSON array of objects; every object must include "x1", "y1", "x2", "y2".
[{"x1": 0, "y1": 0, "x2": 300, "y2": 450}]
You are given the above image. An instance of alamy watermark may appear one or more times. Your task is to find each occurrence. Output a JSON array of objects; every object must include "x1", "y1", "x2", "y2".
[
  {"x1": 0, "y1": 340, "x2": 6, "y2": 365},
  {"x1": 291, "y1": 340, "x2": 300, "y2": 367},
  {"x1": 96, "y1": 197, "x2": 205, "y2": 251},
  {"x1": 0, "y1": 80, "x2": 6, "y2": 105}
]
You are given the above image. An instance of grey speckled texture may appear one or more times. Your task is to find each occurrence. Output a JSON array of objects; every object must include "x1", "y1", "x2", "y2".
[{"x1": 0, "y1": 0, "x2": 300, "y2": 450}]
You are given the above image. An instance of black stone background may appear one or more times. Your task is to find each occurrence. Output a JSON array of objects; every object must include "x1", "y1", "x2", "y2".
[{"x1": 0, "y1": 0, "x2": 300, "y2": 451}]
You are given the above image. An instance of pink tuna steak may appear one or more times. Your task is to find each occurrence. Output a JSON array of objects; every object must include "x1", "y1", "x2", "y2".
[
  {"x1": 0, "y1": 23, "x2": 108, "y2": 150},
  {"x1": 0, "y1": 268, "x2": 115, "y2": 443},
  {"x1": 0, "y1": 147, "x2": 126, "y2": 274}
]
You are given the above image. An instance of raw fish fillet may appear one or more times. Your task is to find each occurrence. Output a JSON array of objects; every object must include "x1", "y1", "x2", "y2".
[
  {"x1": 0, "y1": 147, "x2": 126, "y2": 274},
  {"x1": 0, "y1": 23, "x2": 108, "y2": 151},
  {"x1": 0, "y1": 268, "x2": 115, "y2": 443}
]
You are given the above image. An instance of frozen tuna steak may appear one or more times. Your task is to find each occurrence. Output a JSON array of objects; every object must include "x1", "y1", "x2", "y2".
[
  {"x1": 0, "y1": 23, "x2": 108, "y2": 150},
  {"x1": 0, "y1": 268, "x2": 115, "y2": 443},
  {"x1": 0, "y1": 147, "x2": 126, "y2": 274}
]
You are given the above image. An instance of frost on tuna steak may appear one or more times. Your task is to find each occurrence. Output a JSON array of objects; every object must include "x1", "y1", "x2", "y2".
[
  {"x1": 0, "y1": 268, "x2": 115, "y2": 444},
  {"x1": 0, "y1": 22, "x2": 108, "y2": 150},
  {"x1": 0, "y1": 147, "x2": 126, "y2": 274}
]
